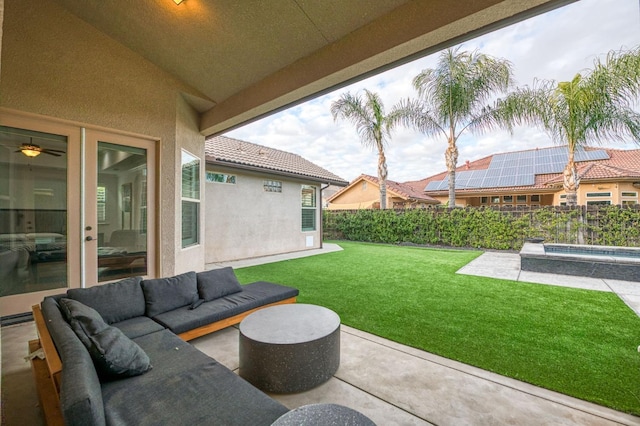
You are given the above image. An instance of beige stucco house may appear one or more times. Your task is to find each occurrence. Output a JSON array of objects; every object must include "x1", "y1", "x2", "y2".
[
  {"x1": 0, "y1": 0, "x2": 570, "y2": 317},
  {"x1": 327, "y1": 174, "x2": 439, "y2": 210},
  {"x1": 204, "y1": 136, "x2": 346, "y2": 263},
  {"x1": 407, "y1": 146, "x2": 640, "y2": 207}
]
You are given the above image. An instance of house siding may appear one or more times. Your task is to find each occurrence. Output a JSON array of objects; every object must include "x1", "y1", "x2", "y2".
[{"x1": 205, "y1": 167, "x2": 321, "y2": 263}]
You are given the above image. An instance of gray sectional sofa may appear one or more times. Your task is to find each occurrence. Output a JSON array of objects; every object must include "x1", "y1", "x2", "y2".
[{"x1": 34, "y1": 267, "x2": 299, "y2": 426}]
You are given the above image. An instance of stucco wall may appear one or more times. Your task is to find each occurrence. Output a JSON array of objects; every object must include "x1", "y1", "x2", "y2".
[
  {"x1": 0, "y1": 0, "x2": 210, "y2": 278},
  {"x1": 205, "y1": 167, "x2": 321, "y2": 263},
  {"x1": 554, "y1": 182, "x2": 640, "y2": 205}
]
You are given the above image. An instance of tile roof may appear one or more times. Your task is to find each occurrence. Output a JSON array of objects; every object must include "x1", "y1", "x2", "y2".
[
  {"x1": 205, "y1": 136, "x2": 348, "y2": 186},
  {"x1": 328, "y1": 174, "x2": 439, "y2": 203},
  {"x1": 416, "y1": 146, "x2": 640, "y2": 195}
]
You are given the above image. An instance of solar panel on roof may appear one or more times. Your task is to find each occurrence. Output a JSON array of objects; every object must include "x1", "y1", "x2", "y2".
[
  {"x1": 514, "y1": 175, "x2": 534, "y2": 186},
  {"x1": 424, "y1": 146, "x2": 610, "y2": 192},
  {"x1": 501, "y1": 167, "x2": 518, "y2": 177},
  {"x1": 425, "y1": 181, "x2": 442, "y2": 191},
  {"x1": 520, "y1": 164, "x2": 534, "y2": 174},
  {"x1": 467, "y1": 177, "x2": 484, "y2": 187},
  {"x1": 485, "y1": 168, "x2": 501, "y2": 178},
  {"x1": 483, "y1": 176, "x2": 502, "y2": 187},
  {"x1": 576, "y1": 150, "x2": 609, "y2": 161}
]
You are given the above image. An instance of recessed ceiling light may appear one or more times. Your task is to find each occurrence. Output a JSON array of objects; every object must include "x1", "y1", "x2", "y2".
[{"x1": 173, "y1": 0, "x2": 184, "y2": 4}]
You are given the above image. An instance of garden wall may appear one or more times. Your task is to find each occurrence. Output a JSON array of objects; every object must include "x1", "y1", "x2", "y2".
[{"x1": 323, "y1": 205, "x2": 640, "y2": 250}]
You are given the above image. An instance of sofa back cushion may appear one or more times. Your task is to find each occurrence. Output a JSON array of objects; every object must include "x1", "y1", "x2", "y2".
[
  {"x1": 67, "y1": 276, "x2": 145, "y2": 324},
  {"x1": 141, "y1": 271, "x2": 198, "y2": 317},
  {"x1": 41, "y1": 297, "x2": 107, "y2": 426},
  {"x1": 196, "y1": 267, "x2": 242, "y2": 301},
  {"x1": 59, "y1": 298, "x2": 152, "y2": 380}
]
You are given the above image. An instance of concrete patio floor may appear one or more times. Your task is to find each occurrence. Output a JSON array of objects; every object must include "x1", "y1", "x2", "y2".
[{"x1": 2, "y1": 244, "x2": 639, "y2": 425}]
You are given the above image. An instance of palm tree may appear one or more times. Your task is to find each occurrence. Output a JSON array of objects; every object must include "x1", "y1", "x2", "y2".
[
  {"x1": 331, "y1": 89, "x2": 392, "y2": 209},
  {"x1": 389, "y1": 47, "x2": 514, "y2": 207},
  {"x1": 496, "y1": 47, "x2": 640, "y2": 206}
]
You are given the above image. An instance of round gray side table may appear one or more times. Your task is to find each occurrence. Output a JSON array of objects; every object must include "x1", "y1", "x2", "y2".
[
  {"x1": 239, "y1": 304, "x2": 340, "y2": 393},
  {"x1": 272, "y1": 403, "x2": 376, "y2": 425}
]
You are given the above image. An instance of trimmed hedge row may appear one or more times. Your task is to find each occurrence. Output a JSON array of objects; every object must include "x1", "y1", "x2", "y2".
[{"x1": 323, "y1": 205, "x2": 640, "y2": 250}]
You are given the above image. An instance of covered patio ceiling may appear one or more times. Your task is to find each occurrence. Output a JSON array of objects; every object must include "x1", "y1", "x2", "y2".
[{"x1": 52, "y1": 0, "x2": 575, "y2": 136}]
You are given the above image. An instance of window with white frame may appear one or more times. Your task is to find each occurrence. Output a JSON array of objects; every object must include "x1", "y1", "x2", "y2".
[
  {"x1": 181, "y1": 150, "x2": 200, "y2": 248},
  {"x1": 301, "y1": 185, "x2": 316, "y2": 232},
  {"x1": 586, "y1": 192, "x2": 611, "y2": 206}
]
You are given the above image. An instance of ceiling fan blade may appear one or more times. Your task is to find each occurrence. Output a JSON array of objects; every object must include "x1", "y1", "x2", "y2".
[
  {"x1": 42, "y1": 151, "x2": 62, "y2": 157},
  {"x1": 43, "y1": 149, "x2": 66, "y2": 153}
]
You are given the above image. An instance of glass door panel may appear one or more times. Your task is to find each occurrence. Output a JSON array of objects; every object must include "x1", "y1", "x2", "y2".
[
  {"x1": 0, "y1": 126, "x2": 68, "y2": 297},
  {"x1": 95, "y1": 142, "x2": 148, "y2": 282}
]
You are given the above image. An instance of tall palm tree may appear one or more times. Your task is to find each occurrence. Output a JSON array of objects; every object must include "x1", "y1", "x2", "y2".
[
  {"x1": 331, "y1": 89, "x2": 392, "y2": 209},
  {"x1": 496, "y1": 47, "x2": 640, "y2": 206},
  {"x1": 389, "y1": 47, "x2": 514, "y2": 207}
]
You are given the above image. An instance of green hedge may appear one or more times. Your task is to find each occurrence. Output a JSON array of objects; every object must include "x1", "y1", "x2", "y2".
[{"x1": 323, "y1": 205, "x2": 640, "y2": 250}]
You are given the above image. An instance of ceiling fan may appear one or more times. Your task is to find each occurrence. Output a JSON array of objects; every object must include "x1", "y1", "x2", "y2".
[{"x1": 15, "y1": 139, "x2": 66, "y2": 158}]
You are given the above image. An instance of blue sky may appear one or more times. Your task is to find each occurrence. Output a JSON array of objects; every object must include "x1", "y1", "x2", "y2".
[{"x1": 226, "y1": 0, "x2": 640, "y2": 183}]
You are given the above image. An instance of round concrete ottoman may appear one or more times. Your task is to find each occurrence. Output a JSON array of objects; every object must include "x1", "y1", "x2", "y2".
[
  {"x1": 272, "y1": 403, "x2": 376, "y2": 425},
  {"x1": 239, "y1": 304, "x2": 340, "y2": 393}
]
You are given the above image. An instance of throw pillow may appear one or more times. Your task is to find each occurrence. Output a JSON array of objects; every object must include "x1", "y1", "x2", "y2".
[
  {"x1": 196, "y1": 267, "x2": 243, "y2": 301},
  {"x1": 59, "y1": 298, "x2": 152, "y2": 379},
  {"x1": 67, "y1": 276, "x2": 145, "y2": 324},
  {"x1": 141, "y1": 271, "x2": 198, "y2": 317}
]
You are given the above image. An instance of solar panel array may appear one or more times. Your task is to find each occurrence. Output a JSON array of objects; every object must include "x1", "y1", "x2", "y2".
[{"x1": 424, "y1": 146, "x2": 609, "y2": 191}]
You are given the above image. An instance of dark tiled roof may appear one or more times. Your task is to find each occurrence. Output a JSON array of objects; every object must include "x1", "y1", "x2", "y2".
[
  {"x1": 205, "y1": 136, "x2": 348, "y2": 186},
  {"x1": 328, "y1": 174, "x2": 439, "y2": 203},
  {"x1": 418, "y1": 146, "x2": 640, "y2": 195}
]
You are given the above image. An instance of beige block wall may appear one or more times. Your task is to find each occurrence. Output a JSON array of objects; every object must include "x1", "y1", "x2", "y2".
[
  {"x1": 0, "y1": 0, "x2": 210, "y2": 278},
  {"x1": 205, "y1": 167, "x2": 321, "y2": 263}
]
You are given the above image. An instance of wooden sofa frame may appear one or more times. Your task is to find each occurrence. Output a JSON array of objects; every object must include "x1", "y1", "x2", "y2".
[{"x1": 30, "y1": 296, "x2": 296, "y2": 425}]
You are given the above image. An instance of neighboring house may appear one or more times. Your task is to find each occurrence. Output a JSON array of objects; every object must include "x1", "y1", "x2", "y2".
[
  {"x1": 204, "y1": 136, "x2": 347, "y2": 263},
  {"x1": 327, "y1": 174, "x2": 440, "y2": 210},
  {"x1": 406, "y1": 146, "x2": 640, "y2": 207}
]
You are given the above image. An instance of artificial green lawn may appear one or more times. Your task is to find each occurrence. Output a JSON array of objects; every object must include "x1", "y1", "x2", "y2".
[{"x1": 235, "y1": 241, "x2": 640, "y2": 415}]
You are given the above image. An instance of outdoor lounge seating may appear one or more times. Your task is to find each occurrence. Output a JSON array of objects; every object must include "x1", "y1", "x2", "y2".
[{"x1": 30, "y1": 268, "x2": 299, "y2": 425}]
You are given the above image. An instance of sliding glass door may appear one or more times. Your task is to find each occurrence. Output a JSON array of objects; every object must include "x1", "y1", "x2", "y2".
[{"x1": 0, "y1": 126, "x2": 69, "y2": 297}]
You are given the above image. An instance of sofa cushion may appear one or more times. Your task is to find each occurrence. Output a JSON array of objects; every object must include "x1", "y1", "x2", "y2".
[
  {"x1": 41, "y1": 297, "x2": 106, "y2": 426},
  {"x1": 101, "y1": 329, "x2": 289, "y2": 426},
  {"x1": 197, "y1": 267, "x2": 242, "y2": 301},
  {"x1": 59, "y1": 298, "x2": 152, "y2": 380},
  {"x1": 67, "y1": 276, "x2": 145, "y2": 324},
  {"x1": 153, "y1": 281, "x2": 299, "y2": 335},
  {"x1": 141, "y1": 271, "x2": 198, "y2": 317},
  {"x1": 112, "y1": 316, "x2": 166, "y2": 340}
]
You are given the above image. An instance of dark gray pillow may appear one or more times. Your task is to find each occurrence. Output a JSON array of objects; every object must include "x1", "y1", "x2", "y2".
[
  {"x1": 67, "y1": 276, "x2": 145, "y2": 324},
  {"x1": 141, "y1": 271, "x2": 198, "y2": 317},
  {"x1": 197, "y1": 267, "x2": 243, "y2": 301},
  {"x1": 59, "y1": 298, "x2": 152, "y2": 380}
]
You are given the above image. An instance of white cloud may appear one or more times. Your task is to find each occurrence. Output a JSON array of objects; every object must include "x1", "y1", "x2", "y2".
[{"x1": 226, "y1": 0, "x2": 640, "y2": 183}]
